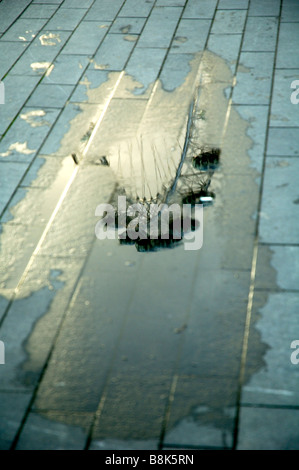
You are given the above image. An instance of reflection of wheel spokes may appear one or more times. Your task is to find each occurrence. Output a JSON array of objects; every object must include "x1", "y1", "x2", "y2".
[
  {"x1": 165, "y1": 95, "x2": 197, "y2": 204},
  {"x1": 192, "y1": 147, "x2": 221, "y2": 171},
  {"x1": 108, "y1": 85, "x2": 221, "y2": 250}
]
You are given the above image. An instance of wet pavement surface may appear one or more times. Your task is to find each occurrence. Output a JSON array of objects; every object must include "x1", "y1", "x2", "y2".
[{"x1": 0, "y1": 0, "x2": 299, "y2": 450}]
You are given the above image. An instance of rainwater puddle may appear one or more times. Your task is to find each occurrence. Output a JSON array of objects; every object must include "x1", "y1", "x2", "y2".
[{"x1": 0, "y1": 48, "x2": 273, "y2": 448}]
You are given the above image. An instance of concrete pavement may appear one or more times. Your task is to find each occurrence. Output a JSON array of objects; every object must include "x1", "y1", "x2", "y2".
[{"x1": 0, "y1": 0, "x2": 299, "y2": 450}]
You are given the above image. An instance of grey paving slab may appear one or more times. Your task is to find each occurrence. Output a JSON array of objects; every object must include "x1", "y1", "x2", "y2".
[
  {"x1": 32, "y1": 271, "x2": 138, "y2": 412},
  {"x1": 281, "y1": 0, "x2": 299, "y2": 22},
  {"x1": 137, "y1": 6, "x2": 183, "y2": 48},
  {"x1": 0, "y1": 391, "x2": 32, "y2": 450},
  {"x1": 0, "y1": 0, "x2": 31, "y2": 34},
  {"x1": 164, "y1": 377, "x2": 237, "y2": 449},
  {"x1": 19, "y1": 155, "x2": 65, "y2": 189},
  {"x1": 9, "y1": 30, "x2": 72, "y2": 76},
  {"x1": 16, "y1": 411, "x2": 90, "y2": 450},
  {"x1": 0, "y1": 41, "x2": 28, "y2": 79},
  {"x1": 0, "y1": 18, "x2": 48, "y2": 43},
  {"x1": 259, "y1": 157, "x2": 299, "y2": 244},
  {"x1": 211, "y1": 10, "x2": 247, "y2": 34},
  {"x1": 255, "y1": 245, "x2": 299, "y2": 291},
  {"x1": 3, "y1": 169, "x2": 84, "y2": 225},
  {"x1": 85, "y1": 0, "x2": 125, "y2": 21},
  {"x1": 61, "y1": 21, "x2": 109, "y2": 56},
  {"x1": 242, "y1": 290, "x2": 271, "y2": 383},
  {"x1": 242, "y1": 290, "x2": 299, "y2": 408},
  {"x1": 2, "y1": 175, "x2": 72, "y2": 233},
  {"x1": 91, "y1": 33, "x2": 136, "y2": 71},
  {"x1": 91, "y1": 375, "x2": 171, "y2": 441},
  {"x1": 37, "y1": 164, "x2": 115, "y2": 258},
  {"x1": 118, "y1": 0, "x2": 154, "y2": 18},
  {"x1": 248, "y1": 0, "x2": 281, "y2": 17},
  {"x1": 270, "y1": 69, "x2": 299, "y2": 127},
  {"x1": 1, "y1": 187, "x2": 29, "y2": 224},
  {"x1": 70, "y1": 69, "x2": 118, "y2": 103},
  {"x1": 0, "y1": 251, "x2": 85, "y2": 376},
  {"x1": 1, "y1": 188, "x2": 26, "y2": 224},
  {"x1": 26, "y1": 83, "x2": 74, "y2": 108},
  {"x1": 233, "y1": 52, "x2": 275, "y2": 105},
  {"x1": 170, "y1": 19, "x2": 211, "y2": 53},
  {"x1": 0, "y1": 76, "x2": 38, "y2": 126},
  {"x1": 207, "y1": 33, "x2": 242, "y2": 73},
  {"x1": 0, "y1": 276, "x2": 64, "y2": 391},
  {"x1": 276, "y1": 23, "x2": 299, "y2": 69},
  {"x1": 92, "y1": 253, "x2": 198, "y2": 376},
  {"x1": 267, "y1": 127, "x2": 299, "y2": 156},
  {"x1": 0, "y1": 162, "x2": 28, "y2": 215},
  {"x1": 0, "y1": 107, "x2": 60, "y2": 163},
  {"x1": 44, "y1": 54, "x2": 89, "y2": 85},
  {"x1": 233, "y1": 105, "x2": 269, "y2": 173},
  {"x1": 244, "y1": 290, "x2": 299, "y2": 402},
  {"x1": 44, "y1": 7, "x2": 88, "y2": 31},
  {"x1": 242, "y1": 16, "x2": 278, "y2": 52},
  {"x1": 194, "y1": 174, "x2": 257, "y2": 270},
  {"x1": 160, "y1": 53, "x2": 194, "y2": 91},
  {"x1": 238, "y1": 407, "x2": 299, "y2": 450},
  {"x1": 217, "y1": 0, "x2": 248, "y2": 8},
  {"x1": 182, "y1": 0, "x2": 217, "y2": 19},
  {"x1": 20, "y1": 4, "x2": 59, "y2": 19},
  {"x1": 124, "y1": 47, "x2": 168, "y2": 95},
  {"x1": 164, "y1": 375, "x2": 237, "y2": 448},
  {"x1": 109, "y1": 17, "x2": 147, "y2": 34},
  {"x1": 177, "y1": 269, "x2": 251, "y2": 378}
]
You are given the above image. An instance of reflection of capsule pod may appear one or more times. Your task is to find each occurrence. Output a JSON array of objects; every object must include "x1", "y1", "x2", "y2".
[
  {"x1": 199, "y1": 195, "x2": 214, "y2": 206},
  {"x1": 182, "y1": 190, "x2": 215, "y2": 206},
  {"x1": 100, "y1": 155, "x2": 109, "y2": 166},
  {"x1": 119, "y1": 236, "x2": 136, "y2": 246},
  {"x1": 135, "y1": 236, "x2": 182, "y2": 253},
  {"x1": 193, "y1": 147, "x2": 221, "y2": 170}
]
